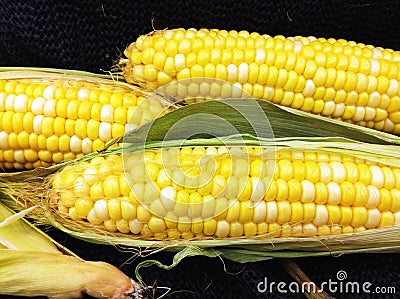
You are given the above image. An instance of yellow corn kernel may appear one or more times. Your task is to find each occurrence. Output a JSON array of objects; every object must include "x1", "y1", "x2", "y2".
[
  {"x1": 75, "y1": 198, "x2": 93, "y2": 218},
  {"x1": 378, "y1": 211, "x2": 395, "y2": 227}
]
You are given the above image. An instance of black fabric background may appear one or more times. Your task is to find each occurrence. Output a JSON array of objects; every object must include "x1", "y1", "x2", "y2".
[
  {"x1": 2, "y1": 0, "x2": 400, "y2": 73},
  {"x1": 0, "y1": 1, "x2": 399, "y2": 298}
]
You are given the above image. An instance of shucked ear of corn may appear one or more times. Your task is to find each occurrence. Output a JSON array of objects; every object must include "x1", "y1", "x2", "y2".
[
  {"x1": 49, "y1": 145, "x2": 400, "y2": 240},
  {"x1": 0, "y1": 68, "x2": 169, "y2": 170},
  {"x1": 2, "y1": 99, "x2": 399, "y2": 260},
  {"x1": 0, "y1": 200, "x2": 145, "y2": 299},
  {"x1": 120, "y1": 28, "x2": 400, "y2": 135}
]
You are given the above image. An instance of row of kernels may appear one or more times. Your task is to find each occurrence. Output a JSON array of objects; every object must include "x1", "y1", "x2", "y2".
[
  {"x1": 128, "y1": 156, "x2": 399, "y2": 200},
  {"x1": 1, "y1": 86, "x2": 154, "y2": 124},
  {"x1": 74, "y1": 197, "x2": 398, "y2": 237},
  {"x1": 131, "y1": 32, "x2": 400, "y2": 80},
  {"x1": 150, "y1": 73, "x2": 400, "y2": 130},
  {"x1": 252, "y1": 158, "x2": 390, "y2": 187},
  {"x1": 0, "y1": 130, "x2": 106, "y2": 153},
  {"x1": 0, "y1": 79, "x2": 137, "y2": 103},
  {"x1": 136, "y1": 29, "x2": 400, "y2": 64},
  {"x1": 265, "y1": 177, "x2": 400, "y2": 210},
  {"x1": 0, "y1": 149, "x2": 79, "y2": 169},
  {"x1": 0, "y1": 103, "x2": 147, "y2": 136},
  {"x1": 0, "y1": 115, "x2": 122, "y2": 141},
  {"x1": 283, "y1": 35, "x2": 400, "y2": 63},
  {"x1": 140, "y1": 59, "x2": 398, "y2": 99},
  {"x1": 75, "y1": 196, "x2": 137, "y2": 221},
  {"x1": 66, "y1": 175, "x2": 400, "y2": 222},
  {"x1": 355, "y1": 118, "x2": 399, "y2": 133},
  {"x1": 136, "y1": 29, "x2": 265, "y2": 54}
]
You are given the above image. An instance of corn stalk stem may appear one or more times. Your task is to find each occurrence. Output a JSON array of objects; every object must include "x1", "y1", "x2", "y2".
[{"x1": 280, "y1": 259, "x2": 335, "y2": 299}]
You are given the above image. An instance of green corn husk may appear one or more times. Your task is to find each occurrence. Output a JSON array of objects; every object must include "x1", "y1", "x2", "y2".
[
  {"x1": 119, "y1": 97, "x2": 400, "y2": 146},
  {"x1": 0, "y1": 202, "x2": 59, "y2": 253},
  {"x1": 0, "y1": 249, "x2": 143, "y2": 299},
  {"x1": 0, "y1": 200, "x2": 145, "y2": 298},
  {"x1": 1, "y1": 99, "x2": 399, "y2": 265}
]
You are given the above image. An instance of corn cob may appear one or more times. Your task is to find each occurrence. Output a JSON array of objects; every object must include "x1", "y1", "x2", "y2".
[
  {"x1": 121, "y1": 28, "x2": 400, "y2": 134},
  {"x1": 50, "y1": 146, "x2": 400, "y2": 240},
  {"x1": 0, "y1": 71, "x2": 166, "y2": 170}
]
